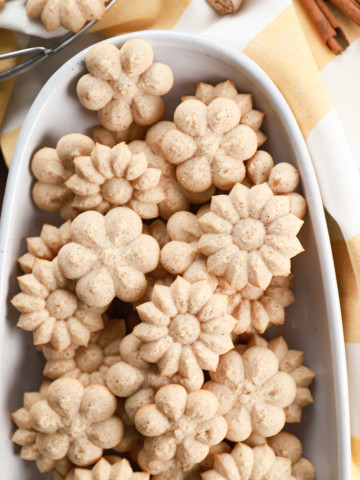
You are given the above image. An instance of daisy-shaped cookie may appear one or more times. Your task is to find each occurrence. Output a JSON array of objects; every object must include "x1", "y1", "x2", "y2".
[
  {"x1": 157, "y1": 211, "x2": 217, "y2": 289},
  {"x1": 11, "y1": 258, "x2": 105, "y2": 352},
  {"x1": 246, "y1": 152, "x2": 307, "y2": 219},
  {"x1": 130, "y1": 138, "x2": 213, "y2": 221},
  {"x1": 247, "y1": 335, "x2": 315, "y2": 423},
  {"x1": 268, "y1": 432, "x2": 316, "y2": 480},
  {"x1": 41, "y1": 317, "x2": 125, "y2": 383},
  {"x1": 76, "y1": 40, "x2": 174, "y2": 132},
  {"x1": 135, "y1": 385, "x2": 228, "y2": 474},
  {"x1": 57, "y1": 207, "x2": 160, "y2": 307},
  {"x1": 198, "y1": 183, "x2": 304, "y2": 291},
  {"x1": 17, "y1": 220, "x2": 71, "y2": 273},
  {"x1": 160, "y1": 211, "x2": 201, "y2": 275},
  {"x1": 106, "y1": 333, "x2": 204, "y2": 424},
  {"x1": 60, "y1": 456, "x2": 149, "y2": 480},
  {"x1": 132, "y1": 276, "x2": 235, "y2": 379},
  {"x1": 151, "y1": 442, "x2": 231, "y2": 480},
  {"x1": 219, "y1": 275, "x2": 295, "y2": 334},
  {"x1": 26, "y1": 0, "x2": 108, "y2": 32},
  {"x1": 149, "y1": 98, "x2": 257, "y2": 193},
  {"x1": 201, "y1": 434, "x2": 315, "y2": 480},
  {"x1": 31, "y1": 134, "x2": 95, "y2": 220},
  {"x1": 182, "y1": 80, "x2": 267, "y2": 147},
  {"x1": 203, "y1": 344, "x2": 298, "y2": 442},
  {"x1": 11, "y1": 378, "x2": 124, "y2": 472},
  {"x1": 65, "y1": 142, "x2": 165, "y2": 219}
]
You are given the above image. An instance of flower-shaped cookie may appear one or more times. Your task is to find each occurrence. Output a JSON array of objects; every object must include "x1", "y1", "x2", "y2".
[
  {"x1": 246, "y1": 152, "x2": 307, "y2": 218},
  {"x1": 106, "y1": 333, "x2": 204, "y2": 424},
  {"x1": 130, "y1": 139, "x2": 190, "y2": 220},
  {"x1": 62, "y1": 456, "x2": 149, "y2": 480},
  {"x1": 132, "y1": 276, "x2": 235, "y2": 378},
  {"x1": 93, "y1": 123, "x2": 148, "y2": 148},
  {"x1": 31, "y1": 134, "x2": 95, "y2": 220},
  {"x1": 77, "y1": 40, "x2": 174, "y2": 132},
  {"x1": 57, "y1": 207, "x2": 160, "y2": 306},
  {"x1": 160, "y1": 211, "x2": 201, "y2": 275},
  {"x1": 219, "y1": 275, "x2": 295, "y2": 334},
  {"x1": 135, "y1": 385, "x2": 228, "y2": 474},
  {"x1": 248, "y1": 335, "x2": 315, "y2": 423},
  {"x1": 182, "y1": 80, "x2": 267, "y2": 147},
  {"x1": 41, "y1": 317, "x2": 125, "y2": 383},
  {"x1": 198, "y1": 183, "x2": 304, "y2": 291},
  {"x1": 156, "y1": 211, "x2": 217, "y2": 289},
  {"x1": 64, "y1": 142, "x2": 165, "y2": 219},
  {"x1": 268, "y1": 432, "x2": 316, "y2": 480},
  {"x1": 18, "y1": 220, "x2": 71, "y2": 273},
  {"x1": 149, "y1": 98, "x2": 257, "y2": 193},
  {"x1": 151, "y1": 442, "x2": 231, "y2": 480},
  {"x1": 11, "y1": 378, "x2": 124, "y2": 472},
  {"x1": 26, "y1": 0, "x2": 108, "y2": 32},
  {"x1": 11, "y1": 258, "x2": 105, "y2": 352},
  {"x1": 203, "y1": 344, "x2": 298, "y2": 441},
  {"x1": 201, "y1": 434, "x2": 315, "y2": 480}
]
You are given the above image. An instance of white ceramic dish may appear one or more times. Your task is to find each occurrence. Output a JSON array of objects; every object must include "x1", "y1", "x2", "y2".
[{"x1": 0, "y1": 31, "x2": 351, "y2": 479}]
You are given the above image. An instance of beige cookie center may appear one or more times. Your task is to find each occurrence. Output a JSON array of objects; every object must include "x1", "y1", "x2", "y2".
[
  {"x1": 233, "y1": 218, "x2": 266, "y2": 251},
  {"x1": 173, "y1": 416, "x2": 196, "y2": 442},
  {"x1": 75, "y1": 344, "x2": 104, "y2": 373},
  {"x1": 66, "y1": 416, "x2": 89, "y2": 441},
  {"x1": 100, "y1": 247, "x2": 124, "y2": 268},
  {"x1": 168, "y1": 314, "x2": 201, "y2": 345},
  {"x1": 46, "y1": 290, "x2": 78, "y2": 319}
]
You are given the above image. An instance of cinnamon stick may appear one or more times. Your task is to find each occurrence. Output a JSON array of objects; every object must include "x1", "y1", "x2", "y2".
[
  {"x1": 299, "y1": 0, "x2": 349, "y2": 54},
  {"x1": 329, "y1": 0, "x2": 360, "y2": 27}
]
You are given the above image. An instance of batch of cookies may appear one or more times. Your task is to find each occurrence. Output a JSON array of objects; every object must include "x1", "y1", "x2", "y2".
[{"x1": 10, "y1": 39, "x2": 316, "y2": 479}]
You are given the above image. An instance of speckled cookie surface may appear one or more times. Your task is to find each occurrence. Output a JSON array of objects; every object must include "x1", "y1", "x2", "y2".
[
  {"x1": 198, "y1": 183, "x2": 304, "y2": 291},
  {"x1": 11, "y1": 378, "x2": 124, "y2": 472},
  {"x1": 57, "y1": 207, "x2": 160, "y2": 306},
  {"x1": 77, "y1": 40, "x2": 173, "y2": 132},
  {"x1": 132, "y1": 276, "x2": 235, "y2": 379},
  {"x1": 135, "y1": 385, "x2": 228, "y2": 473},
  {"x1": 11, "y1": 258, "x2": 105, "y2": 352},
  {"x1": 26, "y1": 0, "x2": 108, "y2": 33}
]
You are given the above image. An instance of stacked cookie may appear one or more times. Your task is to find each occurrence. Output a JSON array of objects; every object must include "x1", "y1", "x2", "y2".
[{"x1": 10, "y1": 39, "x2": 315, "y2": 480}]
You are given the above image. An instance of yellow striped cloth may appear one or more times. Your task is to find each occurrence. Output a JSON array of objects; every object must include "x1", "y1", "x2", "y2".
[{"x1": 1, "y1": 0, "x2": 360, "y2": 476}]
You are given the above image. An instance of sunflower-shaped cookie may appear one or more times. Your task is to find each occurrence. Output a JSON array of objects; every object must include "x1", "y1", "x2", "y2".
[
  {"x1": 17, "y1": 220, "x2": 72, "y2": 274},
  {"x1": 11, "y1": 258, "x2": 105, "y2": 352},
  {"x1": 247, "y1": 335, "x2": 315, "y2": 423},
  {"x1": 57, "y1": 207, "x2": 160, "y2": 306},
  {"x1": 31, "y1": 134, "x2": 95, "y2": 220},
  {"x1": 64, "y1": 142, "x2": 165, "y2": 219},
  {"x1": 106, "y1": 333, "x2": 204, "y2": 424},
  {"x1": 41, "y1": 317, "x2": 125, "y2": 383},
  {"x1": 132, "y1": 276, "x2": 235, "y2": 378},
  {"x1": 147, "y1": 97, "x2": 257, "y2": 193},
  {"x1": 77, "y1": 40, "x2": 174, "y2": 133},
  {"x1": 198, "y1": 183, "x2": 304, "y2": 291},
  {"x1": 201, "y1": 433, "x2": 315, "y2": 480},
  {"x1": 182, "y1": 80, "x2": 267, "y2": 147},
  {"x1": 219, "y1": 275, "x2": 295, "y2": 334},
  {"x1": 11, "y1": 378, "x2": 124, "y2": 472},
  {"x1": 135, "y1": 385, "x2": 228, "y2": 474},
  {"x1": 26, "y1": 0, "x2": 108, "y2": 32},
  {"x1": 60, "y1": 456, "x2": 149, "y2": 480},
  {"x1": 203, "y1": 344, "x2": 298, "y2": 441}
]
